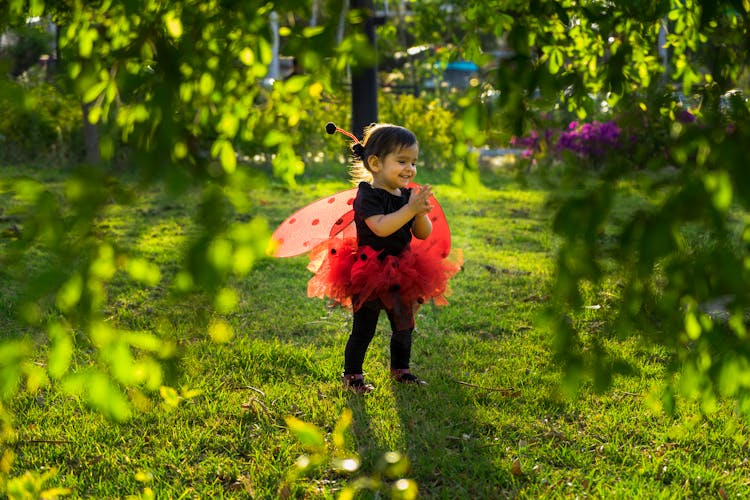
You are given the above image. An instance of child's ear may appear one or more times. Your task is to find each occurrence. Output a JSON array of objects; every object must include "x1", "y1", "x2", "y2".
[{"x1": 367, "y1": 155, "x2": 380, "y2": 171}]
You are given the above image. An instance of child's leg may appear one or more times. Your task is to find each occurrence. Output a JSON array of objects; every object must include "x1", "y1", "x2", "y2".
[
  {"x1": 386, "y1": 298, "x2": 426, "y2": 384},
  {"x1": 389, "y1": 327, "x2": 413, "y2": 370},
  {"x1": 344, "y1": 302, "x2": 380, "y2": 375},
  {"x1": 385, "y1": 300, "x2": 415, "y2": 370}
]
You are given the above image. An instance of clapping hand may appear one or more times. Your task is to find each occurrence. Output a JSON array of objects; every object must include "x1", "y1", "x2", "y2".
[{"x1": 409, "y1": 184, "x2": 433, "y2": 215}]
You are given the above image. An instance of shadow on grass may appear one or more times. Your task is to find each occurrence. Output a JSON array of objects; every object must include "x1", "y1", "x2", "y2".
[{"x1": 391, "y1": 344, "x2": 523, "y2": 497}]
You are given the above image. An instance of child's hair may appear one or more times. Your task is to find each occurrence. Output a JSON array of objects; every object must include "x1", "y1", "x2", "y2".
[{"x1": 349, "y1": 123, "x2": 418, "y2": 184}]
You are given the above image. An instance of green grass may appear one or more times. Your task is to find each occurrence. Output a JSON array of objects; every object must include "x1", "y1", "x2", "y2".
[{"x1": 2, "y1": 161, "x2": 750, "y2": 498}]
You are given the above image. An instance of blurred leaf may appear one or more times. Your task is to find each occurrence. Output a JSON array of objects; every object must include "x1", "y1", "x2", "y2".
[
  {"x1": 285, "y1": 416, "x2": 325, "y2": 450},
  {"x1": 332, "y1": 407, "x2": 352, "y2": 449},
  {"x1": 22, "y1": 362, "x2": 49, "y2": 393},
  {"x1": 331, "y1": 457, "x2": 360, "y2": 473},
  {"x1": 82, "y1": 80, "x2": 107, "y2": 104},
  {"x1": 0, "y1": 340, "x2": 31, "y2": 400},
  {"x1": 391, "y1": 478, "x2": 418, "y2": 500},
  {"x1": 160, "y1": 386, "x2": 180, "y2": 407},
  {"x1": 703, "y1": 170, "x2": 733, "y2": 212},
  {"x1": 63, "y1": 371, "x2": 132, "y2": 422},
  {"x1": 126, "y1": 258, "x2": 161, "y2": 286},
  {"x1": 199, "y1": 73, "x2": 215, "y2": 96},
  {"x1": 164, "y1": 10, "x2": 183, "y2": 39},
  {"x1": 121, "y1": 331, "x2": 163, "y2": 353},
  {"x1": 218, "y1": 140, "x2": 237, "y2": 174},
  {"x1": 214, "y1": 287, "x2": 238, "y2": 314},
  {"x1": 379, "y1": 451, "x2": 410, "y2": 480},
  {"x1": 47, "y1": 322, "x2": 73, "y2": 380},
  {"x1": 303, "y1": 26, "x2": 325, "y2": 38},
  {"x1": 208, "y1": 319, "x2": 234, "y2": 343}
]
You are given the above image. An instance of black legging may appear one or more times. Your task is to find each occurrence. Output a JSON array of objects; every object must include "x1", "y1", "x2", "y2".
[{"x1": 344, "y1": 300, "x2": 414, "y2": 375}]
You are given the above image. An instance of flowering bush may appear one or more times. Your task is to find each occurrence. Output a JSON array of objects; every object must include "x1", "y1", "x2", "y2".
[
  {"x1": 557, "y1": 121, "x2": 621, "y2": 159},
  {"x1": 510, "y1": 119, "x2": 623, "y2": 167}
]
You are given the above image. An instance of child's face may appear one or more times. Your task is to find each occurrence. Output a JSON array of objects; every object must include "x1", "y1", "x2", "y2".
[{"x1": 369, "y1": 143, "x2": 419, "y2": 192}]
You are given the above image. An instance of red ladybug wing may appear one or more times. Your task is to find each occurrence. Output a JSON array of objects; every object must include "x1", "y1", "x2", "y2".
[
  {"x1": 269, "y1": 185, "x2": 451, "y2": 258},
  {"x1": 269, "y1": 188, "x2": 359, "y2": 258},
  {"x1": 416, "y1": 192, "x2": 451, "y2": 257},
  {"x1": 406, "y1": 182, "x2": 451, "y2": 257}
]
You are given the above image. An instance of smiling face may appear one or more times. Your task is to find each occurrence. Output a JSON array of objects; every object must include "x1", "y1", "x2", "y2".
[{"x1": 368, "y1": 143, "x2": 420, "y2": 194}]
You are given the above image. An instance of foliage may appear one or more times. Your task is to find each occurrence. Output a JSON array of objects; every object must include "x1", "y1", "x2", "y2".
[
  {"x1": 3, "y1": 22, "x2": 53, "y2": 76},
  {"x1": 409, "y1": 0, "x2": 750, "y2": 415},
  {"x1": 4, "y1": 469, "x2": 71, "y2": 499},
  {"x1": 284, "y1": 409, "x2": 418, "y2": 499},
  {"x1": 510, "y1": 118, "x2": 624, "y2": 167},
  {"x1": 2, "y1": 0, "x2": 750, "y2": 493},
  {"x1": 0, "y1": 0, "x2": 351, "y2": 442},
  {"x1": 5, "y1": 164, "x2": 750, "y2": 497},
  {"x1": 0, "y1": 71, "x2": 83, "y2": 163},
  {"x1": 380, "y1": 93, "x2": 465, "y2": 169}
]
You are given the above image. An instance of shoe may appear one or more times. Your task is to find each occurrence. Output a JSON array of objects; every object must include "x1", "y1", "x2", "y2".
[
  {"x1": 342, "y1": 373, "x2": 374, "y2": 394},
  {"x1": 390, "y1": 368, "x2": 427, "y2": 385}
]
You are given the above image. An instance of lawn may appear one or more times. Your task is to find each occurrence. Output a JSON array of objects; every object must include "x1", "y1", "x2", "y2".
[{"x1": 1, "y1": 159, "x2": 749, "y2": 498}]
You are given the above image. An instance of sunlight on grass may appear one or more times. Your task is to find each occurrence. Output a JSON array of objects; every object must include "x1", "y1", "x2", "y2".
[
  {"x1": 3, "y1": 163, "x2": 750, "y2": 497},
  {"x1": 135, "y1": 221, "x2": 188, "y2": 257}
]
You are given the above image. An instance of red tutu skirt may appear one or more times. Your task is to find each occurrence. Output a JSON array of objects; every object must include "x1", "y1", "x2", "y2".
[{"x1": 307, "y1": 237, "x2": 463, "y2": 312}]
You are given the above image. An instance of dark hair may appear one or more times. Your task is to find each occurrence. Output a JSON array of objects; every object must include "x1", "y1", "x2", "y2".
[
  {"x1": 360, "y1": 123, "x2": 418, "y2": 165},
  {"x1": 349, "y1": 123, "x2": 418, "y2": 184}
]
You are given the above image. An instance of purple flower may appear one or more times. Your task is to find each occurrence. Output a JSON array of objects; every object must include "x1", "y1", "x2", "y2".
[
  {"x1": 676, "y1": 109, "x2": 696, "y2": 124},
  {"x1": 510, "y1": 119, "x2": 624, "y2": 164},
  {"x1": 555, "y1": 120, "x2": 621, "y2": 159}
]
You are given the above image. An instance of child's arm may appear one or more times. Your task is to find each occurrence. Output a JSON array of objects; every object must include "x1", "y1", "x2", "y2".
[
  {"x1": 365, "y1": 185, "x2": 433, "y2": 238},
  {"x1": 411, "y1": 212, "x2": 433, "y2": 240}
]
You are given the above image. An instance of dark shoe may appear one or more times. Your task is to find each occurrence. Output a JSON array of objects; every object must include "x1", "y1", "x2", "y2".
[
  {"x1": 342, "y1": 373, "x2": 374, "y2": 394},
  {"x1": 390, "y1": 368, "x2": 427, "y2": 385}
]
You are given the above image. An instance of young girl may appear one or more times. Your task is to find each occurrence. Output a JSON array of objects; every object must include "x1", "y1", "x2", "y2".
[{"x1": 306, "y1": 123, "x2": 462, "y2": 393}]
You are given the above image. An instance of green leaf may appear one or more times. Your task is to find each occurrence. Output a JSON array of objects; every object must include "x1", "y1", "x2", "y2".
[
  {"x1": 303, "y1": 26, "x2": 325, "y2": 38},
  {"x1": 685, "y1": 311, "x2": 702, "y2": 340},
  {"x1": 214, "y1": 287, "x2": 238, "y2": 314},
  {"x1": 548, "y1": 47, "x2": 564, "y2": 74},
  {"x1": 83, "y1": 81, "x2": 108, "y2": 104},
  {"x1": 219, "y1": 141, "x2": 237, "y2": 174},
  {"x1": 48, "y1": 322, "x2": 73, "y2": 380},
  {"x1": 283, "y1": 75, "x2": 308, "y2": 94},
  {"x1": 208, "y1": 319, "x2": 234, "y2": 343},
  {"x1": 164, "y1": 11, "x2": 183, "y2": 39},
  {"x1": 160, "y1": 385, "x2": 180, "y2": 407},
  {"x1": 63, "y1": 371, "x2": 132, "y2": 422},
  {"x1": 703, "y1": 171, "x2": 732, "y2": 212},
  {"x1": 78, "y1": 27, "x2": 98, "y2": 58},
  {"x1": 239, "y1": 47, "x2": 255, "y2": 66},
  {"x1": 199, "y1": 73, "x2": 215, "y2": 96},
  {"x1": 285, "y1": 416, "x2": 325, "y2": 450},
  {"x1": 121, "y1": 331, "x2": 163, "y2": 352},
  {"x1": 263, "y1": 130, "x2": 286, "y2": 147},
  {"x1": 0, "y1": 340, "x2": 30, "y2": 400},
  {"x1": 29, "y1": 0, "x2": 45, "y2": 17},
  {"x1": 55, "y1": 273, "x2": 83, "y2": 313},
  {"x1": 217, "y1": 113, "x2": 240, "y2": 138},
  {"x1": 380, "y1": 451, "x2": 410, "y2": 479},
  {"x1": 332, "y1": 408, "x2": 352, "y2": 449},
  {"x1": 391, "y1": 478, "x2": 419, "y2": 500},
  {"x1": 126, "y1": 258, "x2": 161, "y2": 286}
]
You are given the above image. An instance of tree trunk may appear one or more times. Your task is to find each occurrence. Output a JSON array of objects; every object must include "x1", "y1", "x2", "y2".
[
  {"x1": 81, "y1": 102, "x2": 100, "y2": 164},
  {"x1": 350, "y1": 0, "x2": 379, "y2": 140}
]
